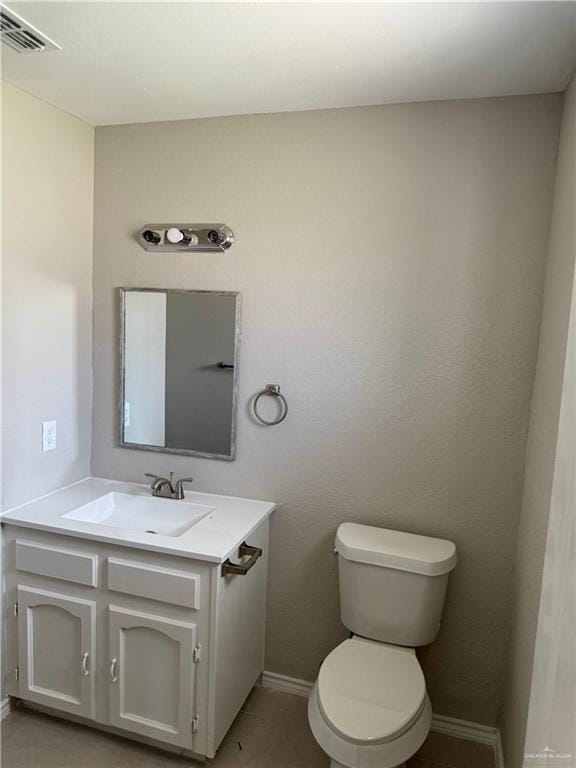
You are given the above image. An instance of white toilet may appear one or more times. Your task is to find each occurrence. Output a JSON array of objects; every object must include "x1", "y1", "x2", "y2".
[{"x1": 308, "y1": 522, "x2": 457, "y2": 768}]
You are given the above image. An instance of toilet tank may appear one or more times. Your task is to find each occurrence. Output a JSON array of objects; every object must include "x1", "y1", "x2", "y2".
[{"x1": 335, "y1": 523, "x2": 457, "y2": 647}]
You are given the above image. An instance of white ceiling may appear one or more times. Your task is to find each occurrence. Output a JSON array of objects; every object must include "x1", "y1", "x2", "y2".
[{"x1": 2, "y1": 1, "x2": 575, "y2": 126}]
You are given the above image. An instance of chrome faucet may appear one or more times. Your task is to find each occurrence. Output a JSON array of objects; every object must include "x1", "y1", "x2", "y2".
[{"x1": 145, "y1": 472, "x2": 194, "y2": 500}]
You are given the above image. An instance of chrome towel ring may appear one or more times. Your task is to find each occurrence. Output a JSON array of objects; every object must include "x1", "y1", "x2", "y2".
[{"x1": 252, "y1": 384, "x2": 288, "y2": 426}]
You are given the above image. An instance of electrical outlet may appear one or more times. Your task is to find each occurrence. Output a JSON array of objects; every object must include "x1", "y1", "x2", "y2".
[
  {"x1": 124, "y1": 402, "x2": 131, "y2": 428},
  {"x1": 42, "y1": 420, "x2": 57, "y2": 452}
]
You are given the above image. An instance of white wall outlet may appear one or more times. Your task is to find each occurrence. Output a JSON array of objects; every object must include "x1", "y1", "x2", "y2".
[
  {"x1": 124, "y1": 401, "x2": 131, "y2": 428},
  {"x1": 42, "y1": 420, "x2": 57, "y2": 452}
]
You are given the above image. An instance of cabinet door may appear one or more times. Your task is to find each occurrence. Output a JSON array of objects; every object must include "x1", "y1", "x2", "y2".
[
  {"x1": 108, "y1": 606, "x2": 197, "y2": 748},
  {"x1": 17, "y1": 586, "x2": 96, "y2": 719}
]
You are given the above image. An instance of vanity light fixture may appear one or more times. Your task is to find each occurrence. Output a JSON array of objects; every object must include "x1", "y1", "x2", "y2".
[{"x1": 138, "y1": 223, "x2": 235, "y2": 253}]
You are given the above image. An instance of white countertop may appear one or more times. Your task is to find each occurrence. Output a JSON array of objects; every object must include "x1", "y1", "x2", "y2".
[{"x1": 0, "y1": 477, "x2": 276, "y2": 563}]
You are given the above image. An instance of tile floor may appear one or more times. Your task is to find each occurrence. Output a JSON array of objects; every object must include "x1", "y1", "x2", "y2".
[{"x1": 1, "y1": 687, "x2": 495, "y2": 768}]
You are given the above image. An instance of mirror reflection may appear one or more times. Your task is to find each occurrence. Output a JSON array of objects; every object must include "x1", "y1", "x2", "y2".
[{"x1": 120, "y1": 288, "x2": 239, "y2": 459}]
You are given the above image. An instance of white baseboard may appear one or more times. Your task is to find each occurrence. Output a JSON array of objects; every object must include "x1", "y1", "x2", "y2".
[
  {"x1": 430, "y1": 712, "x2": 498, "y2": 745},
  {"x1": 261, "y1": 670, "x2": 313, "y2": 697},
  {"x1": 261, "y1": 670, "x2": 504, "y2": 767},
  {"x1": 0, "y1": 697, "x2": 11, "y2": 721}
]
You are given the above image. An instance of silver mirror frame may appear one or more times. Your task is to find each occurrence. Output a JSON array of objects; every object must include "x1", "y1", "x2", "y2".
[{"x1": 118, "y1": 287, "x2": 241, "y2": 461}]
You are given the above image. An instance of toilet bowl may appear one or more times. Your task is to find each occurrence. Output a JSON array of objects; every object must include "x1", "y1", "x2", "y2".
[
  {"x1": 308, "y1": 636, "x2": 431, "y2": 768},
  {"x1": 307, "y1": 523, "x2": 456, "y2": 768}
]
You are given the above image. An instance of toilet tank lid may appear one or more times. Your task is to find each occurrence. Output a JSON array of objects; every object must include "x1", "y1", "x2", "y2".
[{"x1": 335, "y1": 523, "x2": 457, "y2": 576}]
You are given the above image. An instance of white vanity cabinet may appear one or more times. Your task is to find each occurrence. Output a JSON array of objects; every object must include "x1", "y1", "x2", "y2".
[
  {"x1": 17, "y1": 585, "x2": 97, "y2": 720},
  {"x1": 107, "y1": 605, "x2": 198, "y2": 747},
  {"x1": 2, "y1": 518, "x2": 270, "y2": 760}
]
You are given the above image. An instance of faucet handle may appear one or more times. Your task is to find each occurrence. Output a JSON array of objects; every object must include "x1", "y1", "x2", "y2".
[
  {"x1": 145, "y1": 472, "x2": 160, "y2": 482},
  {"x1": 174, "y1": 476, "x2": 194, "y2": 499}
]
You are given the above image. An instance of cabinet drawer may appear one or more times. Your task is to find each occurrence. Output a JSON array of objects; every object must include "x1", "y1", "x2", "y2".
[
  {"x1": 15, "y1": 540, "x2": 98, "y2": 587},
  {"x1": 107, "y1": 558, "x2": 200, "y2": 609}
]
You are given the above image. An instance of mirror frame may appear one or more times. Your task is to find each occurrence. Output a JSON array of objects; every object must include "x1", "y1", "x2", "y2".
[{"x1": 118, "y1": 287, "x2": 241, "y2": 461}]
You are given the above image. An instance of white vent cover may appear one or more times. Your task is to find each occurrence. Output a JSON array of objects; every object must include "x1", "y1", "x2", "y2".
[{"x1": 0, "y1": 4, "x2": 60, "y2": 53}]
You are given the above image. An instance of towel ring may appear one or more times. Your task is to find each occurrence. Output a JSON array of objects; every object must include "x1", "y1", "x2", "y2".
[{"x1": 252, "y1": 385, "x2": 288, "y2": 426}]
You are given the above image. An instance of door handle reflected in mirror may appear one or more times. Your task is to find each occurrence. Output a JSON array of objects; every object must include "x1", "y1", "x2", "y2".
[{"x1": 216, "y1": 362, "x2": 234, "y2": 369}]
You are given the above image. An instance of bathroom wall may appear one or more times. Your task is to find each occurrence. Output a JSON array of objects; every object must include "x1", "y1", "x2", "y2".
[
  {"x1": 524, "y1": 227, "x2": 575, "y2": 767},
  {"x1": 1, "y1": 83, "x2": 94, "y2": 510},
  {"x1": 500, "y1": 76, "x2": 576, "y2": 766},
  {"x1": 92, "y1": 94, "x2": 562, "y2": 725}
]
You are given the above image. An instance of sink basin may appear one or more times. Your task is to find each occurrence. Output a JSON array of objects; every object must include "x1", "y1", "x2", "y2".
[{"x1": 62, "y1": 492, "x2": 213, "y2": 537}]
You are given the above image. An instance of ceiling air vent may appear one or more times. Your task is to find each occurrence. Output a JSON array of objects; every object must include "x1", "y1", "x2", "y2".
[{"x1": 0, "y1": 4, "x2": 60, "y2": 53}]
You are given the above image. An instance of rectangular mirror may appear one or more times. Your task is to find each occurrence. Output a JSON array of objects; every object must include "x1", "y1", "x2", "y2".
[{"x1": 119, "y1": 288, "x2": 240, "y2": 460}]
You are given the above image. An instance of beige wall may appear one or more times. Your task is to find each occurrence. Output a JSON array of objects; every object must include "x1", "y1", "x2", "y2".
[
  {"x1": 1, "y1": 83, "x2": 94, "y2": 510},
  {"x1": 92, "y1": 95, "x2": 561, "y2": 724},
  {"x1": 500, "y1": 77, "x2": 576, "y2": 767}
]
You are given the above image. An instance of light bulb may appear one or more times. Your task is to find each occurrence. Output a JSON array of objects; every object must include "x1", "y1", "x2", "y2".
[{"x1": 166, "y1": 227, "x2": 184, "y2": 244}]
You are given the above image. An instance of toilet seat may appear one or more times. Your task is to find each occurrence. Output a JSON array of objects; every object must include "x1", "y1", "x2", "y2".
[
  {"x1": 309, "y1": 681, "x2": 431, "y2": 768},
  {"x1": 317, "y1": 637, "x2": 427, "y2": 745}
]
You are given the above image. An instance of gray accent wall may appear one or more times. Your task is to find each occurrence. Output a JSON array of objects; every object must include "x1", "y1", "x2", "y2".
[{"x1": 92, "y1": 95, "x2": 562, "y2": 725}]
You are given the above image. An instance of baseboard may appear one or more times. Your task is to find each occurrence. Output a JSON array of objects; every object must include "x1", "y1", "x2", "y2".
[
  {"x1": 0, "y1": 697, "x2": 11, "y2": 721},
  {"x1": 261, "y1": 670, "x2": 504, "y2": 767},
  {"x1": 261, "y1": 670, "x2": 313, "y2": 697},
  {"x1": 430, "y1": 712, "x2": 498, "y2": 745}
]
